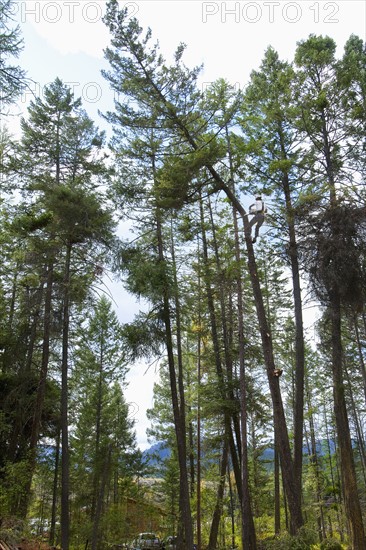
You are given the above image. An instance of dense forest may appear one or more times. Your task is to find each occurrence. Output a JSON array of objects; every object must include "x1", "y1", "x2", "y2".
[{"x1": 1, "y1": 1, "x2": 366, "y2": 549}]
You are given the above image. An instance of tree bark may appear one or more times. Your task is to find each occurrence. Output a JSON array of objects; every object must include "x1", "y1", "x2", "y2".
[
  {"x1": 306, "y1": 386, "x2": 326, "y2": 541},
  {"x1": 233, "y1": 204, "x2": 257, "y2": 549},
  {"x1": 156, "y1": 211, "x2": 193, "y2": 550},
  {"x1": 199, "y1": 195, "x2": 243, "y2": 505},
  {"x1": 18, "y1": 259, "x2": 54, "y2": 517},
  {"x1": 330, "y1": 291, "x2": 366, "y2": 548},
  {"x1": 218, "y1": 175, "x2": 303, "y2": 533},
  {"x1": 281, "y1": 167, "x2": 305, "y2": 500},
  {"x1": 274, "y1": 435, "x2": 281, "y2": 535},
  {"x1": 91, "y1": 445, "x2": 112, "y2": 550},
  {"x1": 207, "y1": 435, "x2": 229, "y2": 550},
  {"x1": 61, "y1": 242, "x2": 72, "y2": 550},
  {"x1": 50, "y1": 424, "x2": 61, "y2": 546}
]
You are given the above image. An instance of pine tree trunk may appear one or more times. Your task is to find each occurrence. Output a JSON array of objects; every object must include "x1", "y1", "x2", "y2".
[
  {"x1": 208, "y1": 197, "x2": 242, "y2": 466},
  {"x1": 196, "y1": 335, "x2": 202, "y2": 550},
  {"x1": 61, "y1": 242, "x2": 72, "y2": 550},
  {"x1": 6, "y1": 282, "x2": 44, "y2": 465},
  {"x1": 353, "y1": 317, "x2": 366, "y2": 405},
  {"x1": 199, "y1": 195, "x2": 243, "y2": 504},
  {"x1": 206, "y1": 171, "x2": 303, "y2": 535},
  {"x1": 170, "y1": 225, "x2": 194, "y2": 501},
  {"x1": 323, "y1": 402, "x2": 344, "y2": 541},
  {"x1": 281, "y1": 171, "x2": 305, "y2": 499},
  {"x1": 330, "y1": 291, "x2": 366, "y2": 548},
  {"x1": 233, "y1": 205, "x2": 257, "y2": 549},
  {"x1": 207, "y1": 436, "x2": 229, "y2": 550},
  {"x1": 91, "y1": 445, "x2": 112, "y2": 550},
  {"x1": 274, "y1": 436, "x2": 281, "y2": 535},
  {"x1": 306, "y1": 386, "x2": 326, "y2": 541},
  {"x1": 92, "y1": 357, "x2": 104, "y2": 520},
  {"x1": 156, "y1": 212, "x2": 193, "y2": 550},
  {"x1": 50, "y1": 424, "x2": 61, "y2": 546},
  {"x1": 18, "y1": 259, "x2": 54, "y2": 517},
  {"x1": 196, "y1": 245, "x2": 202, "y2": 550},
  {"x1": 344, "y1": 362, "x2": 366, "y2": 487}
]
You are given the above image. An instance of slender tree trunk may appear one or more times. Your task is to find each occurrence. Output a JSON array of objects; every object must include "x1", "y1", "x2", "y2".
[
  {"x1": 323, "y1": 401, "x2": 344, "y2": 541},
  {"x1": 228, "y1": 461, "x2": 236, "y2": 549},
  {"x1": 330, "y1": 291, "x2": 366, "y2": 548},
  {"x1": 203, "y1": 170, "x2": 302, "y2": 534},
  {"x1": 18, "y1": 259, "x2": 54, "y2": 517},
  {"x1": 208, "y1": 197, "x2": 242, "y2": 465},
  {"x1": 91, "y1": 445, "x2": 112, "y2": 550},
  {"x1": 353, "y1": 316, "x2": 366, "y2": 406},
  {"x1": 306, "y1": 386, "x2": 326, "y2": 541},
  {"x1": 24, "y1": 282, "x2": 45, "y2": 373},
  {"x1": 6, "y1": 282, "x2": 45, "y2": 465},
  {"x1": 92, "y1": 352, "x2": 104, "y2": 520},
  {"x1": 156, "y1": 211, "x2": 193, "y2": 550},
  {"x1": 344, "y1": 362, "x2": 366, "y2": 489},
  {"x1": 61, "y1": 242, "x2": 72, "y2": 550},
  {"x1": 281, "y1": 168, "x2": 305, "y2": 499},
  {"x1": 50, "y1": 424, "x2": 61, "y2": 546},
  {"x1": 199, "y1": 195, "x2": 243, "y2": 505},
  {"x1": 233, "y1": 204, "x2": 256, "y2": 549},
  {"x1": 274, "y1": 435, "x2": 281, "y2": 535},
  {"x1": 168, "y1": 218, "x2": 194, "y2": 547},
  {"x1": 196, "y1": 343, "x2": 202, "y2": 550},
  {"x1": 207, "y1": 435, "x2": 229, "y2": 550},
  {"x1": 196, "y1": 250, "x2": 202, "y2": 550}
]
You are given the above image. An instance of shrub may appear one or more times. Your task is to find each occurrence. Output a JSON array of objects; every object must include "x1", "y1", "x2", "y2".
[
  {"x1": 259, "y1": 526, "x2": 317, "y2": 549},
  {"x1": 319, "y1": 538, "x2": 343, "y2": 550}
]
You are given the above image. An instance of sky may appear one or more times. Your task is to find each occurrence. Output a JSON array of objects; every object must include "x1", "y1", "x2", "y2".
[{"x1": 6, "y1": 0, "x2": 366, "y2": 450}]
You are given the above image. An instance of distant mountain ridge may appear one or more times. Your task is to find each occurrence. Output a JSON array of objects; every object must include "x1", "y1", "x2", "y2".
[
  {"x1": 142, "y1": 439, "x2": 339, "y2": 467},
  {"x1": 142, "y1": 442, "x2": 170, "y2": 466}
]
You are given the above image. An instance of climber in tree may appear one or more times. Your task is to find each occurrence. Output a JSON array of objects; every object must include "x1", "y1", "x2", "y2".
[{"x1": 248, "y1": 195, "x2": 267, "y2": 243}]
